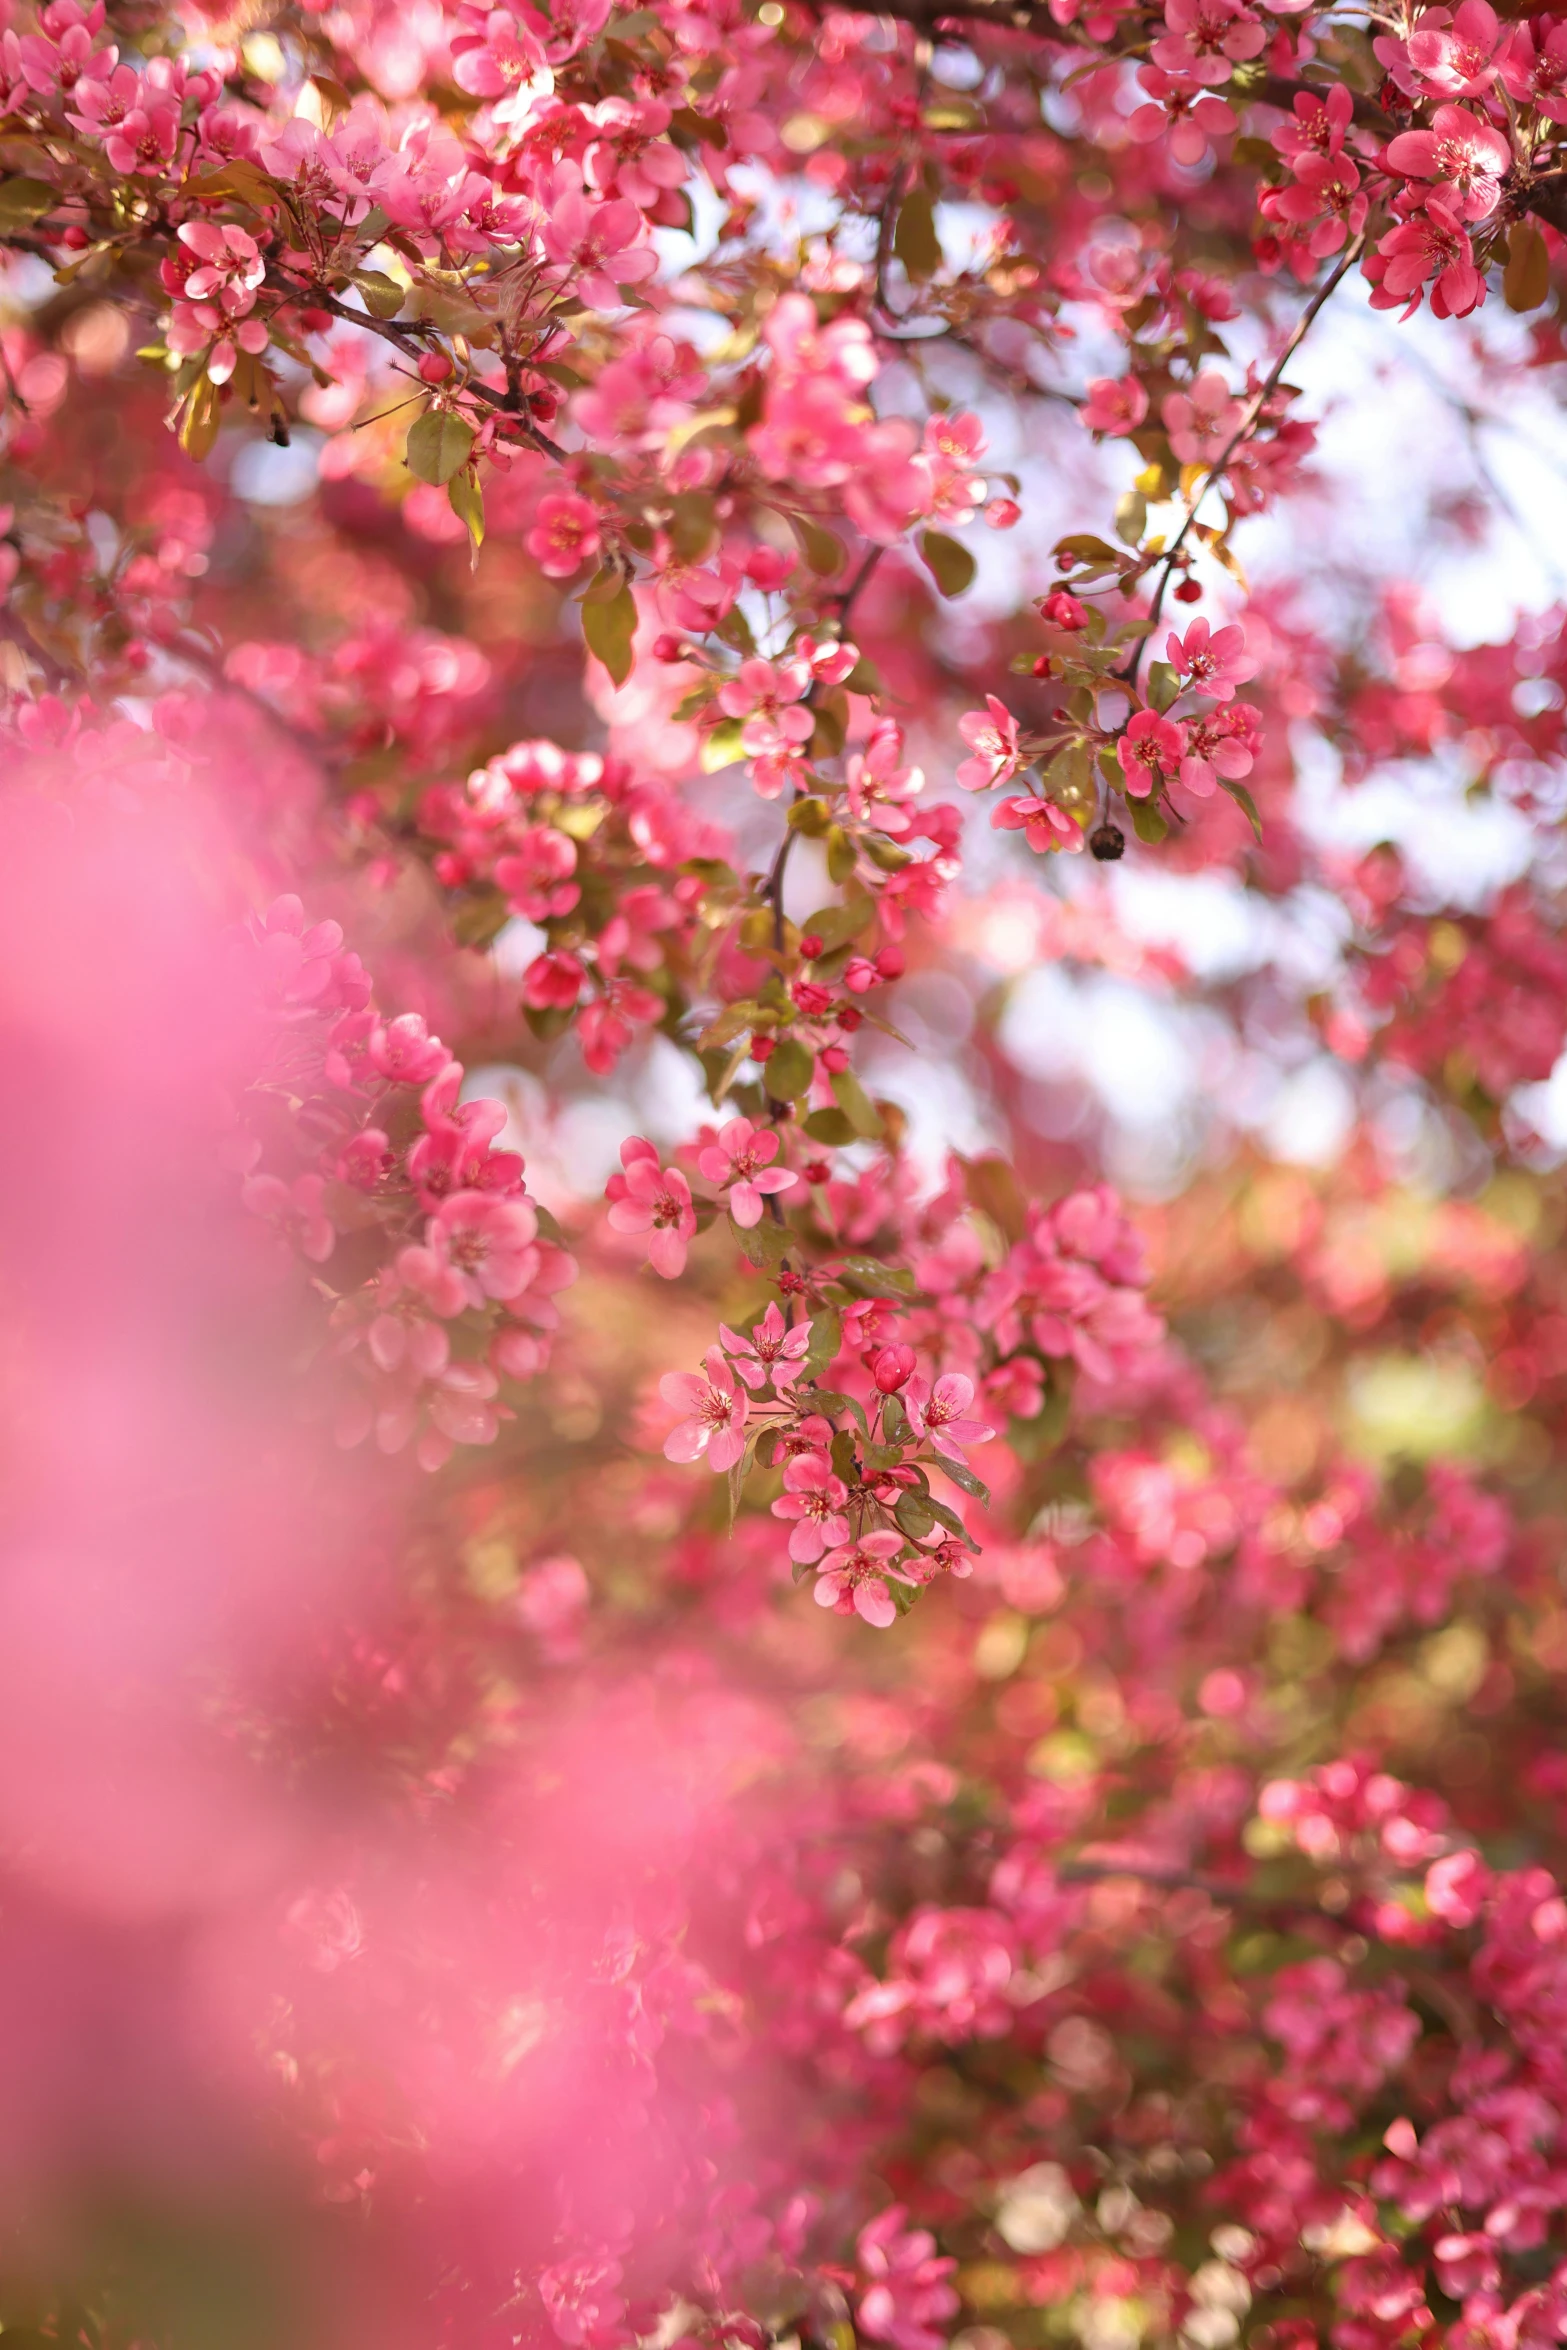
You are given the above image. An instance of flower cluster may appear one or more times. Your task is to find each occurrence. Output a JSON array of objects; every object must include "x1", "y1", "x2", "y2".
[{"x1": 238, "y1": 894, "x2": 574, "y2": 1470}]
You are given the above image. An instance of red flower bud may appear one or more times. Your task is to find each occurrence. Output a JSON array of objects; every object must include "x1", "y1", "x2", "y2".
[
  {"x1": 1039, "y1": 590, "x2": 1087, "y2": 631},
  {"x1": 799, "y1": 933, "x2": 824, "y2": 959},
  {"x1": 418, "y1": 351, "x2": 453, "y2": 384},
  {"x1": 872, "y1": 1344, "x2": 916, "y2": 1394},
  {"x1": 750, "y1": 1033, "x2": 775, "y2": 1060}
]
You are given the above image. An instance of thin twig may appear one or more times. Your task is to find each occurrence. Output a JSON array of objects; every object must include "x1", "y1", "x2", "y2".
[{"x1": 1118, "y1": 233, "x2": 1366, "y2": 689}]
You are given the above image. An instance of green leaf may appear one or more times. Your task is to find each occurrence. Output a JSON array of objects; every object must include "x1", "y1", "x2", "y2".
[
  {"x1": 182, "y1": 160, "x2": 280, "y2": 207},
  {"x1": 788, "y1": 797, "x2": 832, "y2": 835},
  {"x1": 406, "y1": 405, "x2": 475, "y2": 485},
  {"x1": 923, "y1": 1494, "x2": 974, "y2": 1545},
  {"x1": 802, "y1": 1308, "x2": 842, "y2": 1380},
  {"x1": 670, "y1": 104, "x2": 728, "y2": 148},
  {"x1": 831, "y1": 1066, "x2": 883, "y2": 1139},
  {"x1": 803, "y1": 1107, "x2": 856, "y2": 1146},
  {"x1": 1505, "y1": 220, "x2": 1550, "y2": 313},
  {"x1": 894, "y1": 186, "x2": 941, "y2": 281},
  {"x1": 809, "y1": 690, "x2": 847, "y2": 759},
  {"x1": 962, "y1": 1151, "x2": 1026, "y2": 1243},
  {"x1": 936, "y1": 1454, "x2": 990, "y2": 1503},
  {"x1": 700, "y1": 717, "x2": 746, "y2": 772},
  {"x1": 1145, "y1": 659, "x2": 1181, "y2": 714},
  {"x1": 177, "y1": 375, "x2": 221, "y2": 461},
  {"x1": 763, "y1": 1036, "x2": 814, "y2": 1101},
  {"x1": 581, "y1": 581, "x2": 637, "y2": 686},
  {"x1": 667, "y1": 489, "x2": 717, "y2": 562},
  {"x1": 670, "y1": 681, "x2": 716, "y2": 720},
  {"x1": 350, "y1": 267, "x2": 406, "y2": 319},
  {"x1": 447, "y1": 469, "x2": 485, "y2": 554},
  {"x1": 813, "y1": 1390, "x2": 868, "y2": 1433},
  {"x1": 830, "y1": 1428, "x2": 859, "y2": 1486},
  {"x1": 0, "y1": 176, "x2": 57, "y2": 230},
  {"x1": 1129, "y1": 794, "x2": 1168, "y2": 846},
  {"x1": 919, "y1": 528, "x2": 976, "y2": 598},
  {"x1": 1114, "y1": 489, "x2": 1147, "y2": 549},
  {"x1": 727, "y1": 1430, "x2": 758, "y2": 1532},
  {"x1": 580, "y1": 562, "x2": 627, "y2": 603},
  {"x1": 835, "y1": 1255, "x2": 914, "y2": 1299},
  {"x1": 881, "y1": 1393, "x2": 910, "y2": 1445},
  {"x1": 789, "y1": 514, "x2": 845, "y2": 576},
  {"x1": 730, "y1": 1210, "x2": 788, "y2": 1266},
  {"x1": 826, "y1": 825, "x2": 857, "y2": 885},
  {"x1": 1055, "y1": 534, "x2": 1121, "y2": 569},
  {"x1": 804, "y1": 897, "x2": 874, "y2": 952},
  {"x1": 895, "y1": 1492, "x2": 936, "y2": 1540},
  {"x1": 451, "y1": 891, "x2": 509, "y2": 948},
  {"x1": 1222, "y1": 777, "x2": 1264, "y2": 843}
]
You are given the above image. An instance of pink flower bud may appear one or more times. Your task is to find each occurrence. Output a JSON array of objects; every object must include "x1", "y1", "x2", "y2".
[{"x1": 872, "y1": 1344, "x2": 916, "y2": 1393}]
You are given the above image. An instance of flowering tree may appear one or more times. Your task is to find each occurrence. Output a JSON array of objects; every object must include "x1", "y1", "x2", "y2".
[{"x1": 6, "y1": 0, "x2": 1567, "y2": 2346}]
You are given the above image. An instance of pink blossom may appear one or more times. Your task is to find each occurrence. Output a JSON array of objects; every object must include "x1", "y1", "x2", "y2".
[
  {"x1": 992, "y1": 793, "x2": 1084, "y2": 855},
  {"x1": 522, "y1": 949, "x2": 588, "y2": 1009},
  {"x1": 1272, "y1": 82, "x2": 1354, "y2": 164},
  {"x1": 527, "y1": 495, "x2": 603, "y2": 578},
  {"x1": 1386, "y1": 104, "x2": 1510, "y2": 221},
  {"x1": 660, "y1": 1347, "x2": 750, "y2": 1471},
  {"x1": 540, "y1": 174, "x2": 658, "y2": 309},
  {"x1": 539, "y1": 2257, "x2": 626, "y2": 2349},
  {"x1": 1162, "y1": 371, "x2": 1244, "y2": 466},
  {"x1": 717, "y1": 658, "x2": 815, "y2": 758},
  {"x1": 242, "y1": 1170, "x2": 335, "y2": 1263},
  {"x1": 176, "y1": 220, "x2": 264, "y2": 317},
  {"x1": 425, "y1": 1358, "x2": 504, "y2": 1453},
  {"x1": 697, "y1": 1118, "x2": 798, "y2": 1228},
  {"x1": 846, "y1": 720, "x2": 924, "y2": 836},
  {"x1": 1175, "y1": 702, "x2": 1258, "y2": 797},
  {"x1": 606, "y1": 1137, "x2": 697, "y2": 1278},
  {"x1": 857, "y1": 2206, "x2": 961, "y2": 2350},
  {"x1": 720, "y1": 1300, "x2": 810, "y2": 1391},
  {"x1": 1366, "y1": 199, "x2": 1485, "y2": 320},
  {"x1": 1128, "y1": 66, "x2": 1237, "y2": 165},
  {"x1": 905, "y1": 1371, "x2": 993, "y2": 1461},
  {"x1": 956, "y1": 696, "x2": 1022, "y2": 792},
  {"x1": 1152, "y1": 0, "x2": 1265, "y2": 86},
  {"x1": 494, "y1": 823, "x2": 580, "y2": 921},
  {"x1": 1165, "y1": 616, "x2": 1257, "y2": 701},
  {"x1": 814, "y1": 1529, "x2": 914, "y2": 1627},
  {"x1": 451, "y1": 4, "x2": 548, "y2": 98},
  {"x1": 1406, "y1": 0, "x2": 1504, "y2": 94},
  {"x1": 1500, "y1": 16, "x2": 1567, "y2": 119},
  {"x1": 514, "y1": 1554, "x2": 590, "y2": 1659},
  {"x1": 1080, "y1": 374, "x2": 1150, "y2": 435},
  {"x1": 368, "y1": 1012, "x2": 451, "y2": 1085},
  {"x1": 771, "y1": 1453, "x2": 852, "y2": 1563},
  {"x1": 1117, "y1": 707, "x2": 1187, "y2": 797},
  {"x1": 427, "y1": 1190, "x2": 540, "y2": 1309},
  {"x1": 1265, "y1": 150, "x2": 1369, "y2": 254}
]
